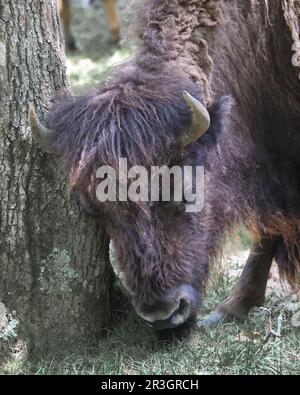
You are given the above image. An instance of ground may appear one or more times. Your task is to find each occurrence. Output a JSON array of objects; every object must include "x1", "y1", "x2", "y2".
[{"x1": 1, "y1": 1, "x2": 299, "y2": 375}]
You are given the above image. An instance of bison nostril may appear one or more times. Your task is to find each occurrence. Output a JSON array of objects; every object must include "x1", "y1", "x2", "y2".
[
  {"x1": 178, "y1": 298, "x2": 190, "y2": 315},
  {"x1": 169, "y1": 298, "x2": 191, "y2": 327}
]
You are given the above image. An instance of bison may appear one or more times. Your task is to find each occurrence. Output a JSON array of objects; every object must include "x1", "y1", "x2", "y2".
[
  {"x1": 31, "y1": 0, "x2": 300, "y2": 337},
  {"x1": 57, "y1": 0, "x2": 121, "y2": 51}
]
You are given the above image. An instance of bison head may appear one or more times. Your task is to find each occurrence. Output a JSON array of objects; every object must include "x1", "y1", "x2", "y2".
[{"x1": 30, "y1": 65, "x2": 230, "y2": 332}]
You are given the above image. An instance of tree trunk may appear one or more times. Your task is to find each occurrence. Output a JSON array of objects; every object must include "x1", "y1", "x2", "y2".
[{"x1": 0, "y1": 0, "x2": 111, "y2": 356}]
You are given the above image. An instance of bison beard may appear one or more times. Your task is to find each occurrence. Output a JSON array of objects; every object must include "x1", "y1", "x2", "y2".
[{"x1": 32, "y1": 0, "x2": 300, "y2": 337}]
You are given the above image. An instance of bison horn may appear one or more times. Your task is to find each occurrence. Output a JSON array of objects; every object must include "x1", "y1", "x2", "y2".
[
  {"x1": 29, "y1": 107, "x2": 60, "y2": 154},
  {"x1": 181, "y1": 91, "x2": 210, "y2": 148}
]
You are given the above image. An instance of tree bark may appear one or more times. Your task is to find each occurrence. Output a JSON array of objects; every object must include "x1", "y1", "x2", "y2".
[{"x1": 0, "y1": 0, "x2": 111, "y2": 356}]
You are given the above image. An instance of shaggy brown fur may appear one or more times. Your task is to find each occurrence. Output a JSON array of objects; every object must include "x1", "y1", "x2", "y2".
[
  {"x1": 48, "y1": 0, "x2": 300, "y2": 329},
  {"x1": 201, "y1": 0, "x2": 300, "y2": 283}
]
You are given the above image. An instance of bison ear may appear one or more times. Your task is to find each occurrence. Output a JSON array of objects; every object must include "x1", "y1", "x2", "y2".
[{"x1": 208, "y1": 95, "x2": 233, "y2": 134}]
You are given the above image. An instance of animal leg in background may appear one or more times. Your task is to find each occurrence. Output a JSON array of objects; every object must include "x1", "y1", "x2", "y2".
[
  {"x1": 199, "y1": 238, "x2": 278, "y2": 327},
  {"x1": 57, "y1": 0, "x2": 77, "y2": 51},
  {"x1": 104, "y1": 0, "x2": 121, "y2": 43}
]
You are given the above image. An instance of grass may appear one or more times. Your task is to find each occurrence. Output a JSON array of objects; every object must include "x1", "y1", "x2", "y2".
[
  {"x1": 1, "y1": 3, "x2": 299, "y2": 376},
  {"x1": 1, "y1": 289, "x2": 300, "y2": 375}
]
